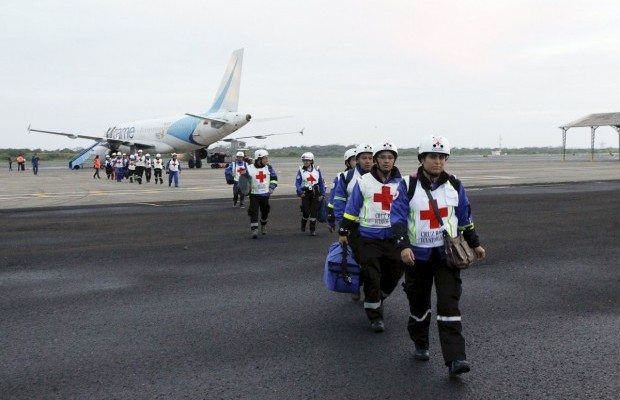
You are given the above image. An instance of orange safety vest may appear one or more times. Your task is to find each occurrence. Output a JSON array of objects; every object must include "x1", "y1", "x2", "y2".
[
  {"x1": 16, "y1": 156, "x2": 24, "y2": 163},
  {"x1": 94, "y1": 158, "x2": 101, "y2": 169}
]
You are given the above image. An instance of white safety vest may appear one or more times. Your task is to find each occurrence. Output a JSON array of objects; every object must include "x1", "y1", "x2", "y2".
[
  {"x1": 407, "y1": 179, "x2": 459, "y2": 248},
  {"x1": 153, "y1": 159, "x2": 164, "y2": 170},
  {"x1": 232, "y1": 161, "x2": 247, "y2": 182},
  {"x1": 168, "y1": 159, "x2": 180, "y2": 172},
  {"x1": 145, "y1": 159, "x2": 152, "y2": 168},
  {"x1": 347, "y1": 169, "x2": 362, "y2": 196},
  {"x1": 135, "y1": 155, "x2": 145, "y2": 167},
  {"x1": 114, "y1": 158, "x2": 123, "y2": 168},
  {"x1": 128, "y1": 160, "x2": 136, "y2": 170},
  {"x1": 299, "y1": 166, "x2": 321, "y2": 190},
  {"x1": 356, "y1": 173, "x2": 400, "y2": 229},
  {"x1": 247, "y1": 164, "x2": 271, "y2": 195}
]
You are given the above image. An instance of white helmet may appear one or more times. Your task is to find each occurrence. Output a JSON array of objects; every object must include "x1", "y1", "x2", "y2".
[
  {"x1": 236, "y1": 151, "x2": 245, "y2": 157},
  {"x1": 138, "y1": 149, "x2": 143, "y2": 153},
  {"x1": 130, "y1": 155, "x2": 136, "y2": 160},
  {"x1": 122, "y1": 153, "x2": 127, "y2": 156},
  {"x1": 111, "y1": 152, "x2": 116, "y2": 156},
  {"x1": 373, "y1": 142, "x2": 398, "y2": 160},
  {"x1": 355, "y1": 143, "x2": 373, "y2": 157},
  {"x1": 301, "y1": 152, "x2": 314, "y2": 161},
  {"x1": 254, "y1": 149, "x2": 269, "y2": 159},
  {"x1": 156, "y1": 153, "x2": 161, "y2": 158},
  {"x1": 171, "y1": 153, "x2": 177, "y2": 157},
  {"x1": 105, "y1": 155, "x2": 110, "y2": 158},
  {"x1": 343, "y1": 148, "x2": 356, "y2": 161},
  {"x1": 145, "y1": 153, "x2": 150, "y2": 157},
  {"x1": 418, "y1": 135, "x2": 451, "y2": 156}
]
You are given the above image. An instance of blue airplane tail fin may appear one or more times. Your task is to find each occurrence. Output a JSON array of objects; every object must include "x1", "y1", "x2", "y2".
[{"x1": 207, "y1": 49, "x2": 243, "y2": 113}]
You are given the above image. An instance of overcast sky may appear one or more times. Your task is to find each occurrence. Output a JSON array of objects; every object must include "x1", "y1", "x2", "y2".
[{"x1": 2, "y1": 0, "x2": 620, "y2": 151}]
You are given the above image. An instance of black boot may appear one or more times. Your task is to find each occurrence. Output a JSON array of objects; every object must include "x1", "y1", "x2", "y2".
[{"x1": 300, "y1": 218, "x2": 307, "y2": 232}]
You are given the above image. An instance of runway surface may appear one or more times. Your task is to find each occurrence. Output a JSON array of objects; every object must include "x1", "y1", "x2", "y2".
[{"x1": 1, "y1": 156, "x2": 619, "y2": 399}]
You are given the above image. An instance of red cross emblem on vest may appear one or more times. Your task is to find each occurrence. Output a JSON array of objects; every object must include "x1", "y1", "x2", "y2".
[
  {"x1": 420, "y1": 200, "x2": 448, "y2": 229},
  {"x1": 373, "y1": 186, "x2": 394, "y2": 211},
  {"x1": 307, "y1": 174, "x2": 316, "y2": 184},
  {"x1": 256, "y1": 170, "x2": 267, "y2": 183},
  {"x1": 237, "y1": 167, "x2": 245, "y2": 175}
]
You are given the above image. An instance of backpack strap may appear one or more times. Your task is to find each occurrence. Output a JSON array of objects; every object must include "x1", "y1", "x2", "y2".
[{"x1": 407, "y1": 174, "x2": 418, "y2": 201}]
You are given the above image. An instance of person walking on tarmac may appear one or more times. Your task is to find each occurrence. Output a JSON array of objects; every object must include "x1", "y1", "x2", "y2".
[
  {"x1": 153, "y1": 153, "x2": 164, "y2": 184},
  {"x1": 338, "y1": 142, "x2": 404, "y2": 332},
  {"x1": 166, "y1": 153, "x2": 182, "y2": 187},
  {"x1": 144, "y1": 154, "x2": 152, "y2": 183},
  {"x1": 390, "y1": 135, "x2": 486, "y2": 376},
  {"x1": 246, "y1": 149, "x2": 278, "y2": 239},
  {"x1": 326, "y1": 148, "x2": 357, "y2": 233},
  {"x1": 127, "y1": 155, "x2": 136, "y2": 183},
  {"x1": 295, "y1": 152, "x2": 326, "y2": 236},
  {"x1": 16, "y1": 154, "x2": 25, "y2": 171},
  {"x1": 104, "y1": 154, "x2": 114, "y2": 179},
  {"x1": 93, "y1": 155, "x2": 101, "y2": 179},
  {"x1": 332, "y1": 143, "x2": 375, "y2": 301},
  {"x1": 134, "y1": 149, "x2": 146, "y2": 184},
  {"x1": 114, "y1": 153, "x2": 124, "y2": 182},
  {"x1": 225, "y1": 151, "x2": 249, "y2": 208},
  {"x1": 31, "y1": 153, "x2": 40, "y2": 175}
]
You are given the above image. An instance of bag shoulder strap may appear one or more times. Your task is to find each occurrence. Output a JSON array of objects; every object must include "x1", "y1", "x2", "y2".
[
  {"x1": 423, "y1": 188, "x2": 448, "y2": 236},
  {"x1": 407, "y1": 174, "x2": 418, "y2": 201}
]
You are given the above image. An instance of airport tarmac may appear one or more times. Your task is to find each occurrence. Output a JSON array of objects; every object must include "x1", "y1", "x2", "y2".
[
  {"x1": 1, "y1": 177, "x2": 619, "y2": 399},
  {"x1": 0, "y1": 154, "x2": 619, "y2": 210}
]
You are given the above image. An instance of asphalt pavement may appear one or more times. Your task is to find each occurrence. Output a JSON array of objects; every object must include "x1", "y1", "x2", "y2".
[{"x1": 1, "y1": 156, "x2": 619, "y2": 399}]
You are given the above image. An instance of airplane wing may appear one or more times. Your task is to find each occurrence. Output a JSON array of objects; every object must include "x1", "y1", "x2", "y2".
[
  {"x1": 222, "y1": 128, "x2": 304, "y2": 141},
  {"x1": 28, "y1": 125, "x2": 104, "y2": 141},
  {"x1": 28, "y1": 125, "x2": 156, "y2": 149}
]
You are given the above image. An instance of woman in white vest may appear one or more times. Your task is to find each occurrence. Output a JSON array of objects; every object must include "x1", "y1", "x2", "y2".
[
  {"x1": 152, "y1": 154, "x2": 164, "y2": 184},
  {"x1": 166, "y1": 153, "x2": 182, "y2": 187},
  {"x1": 338, "y1": 142, "x2": 404, "y2": 333},
  {"x1": 246, "y1": 149, "x2": 278, "y2": 238},
  {"x1": 295, "y1": 152, "x2": 325, "y2": 236},
  {"x1": 390, "y1": 135, "x2": 486, "y2": 376}
]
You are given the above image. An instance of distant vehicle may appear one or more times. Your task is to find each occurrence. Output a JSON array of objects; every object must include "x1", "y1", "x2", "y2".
[{"x1": 28, "y1": 49, "x2": 302, "y2": 169}]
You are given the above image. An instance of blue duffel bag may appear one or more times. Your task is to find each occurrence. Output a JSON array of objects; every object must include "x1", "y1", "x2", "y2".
[{"x1": 323, "y1": 241, "x2": 361, "y2": 293}]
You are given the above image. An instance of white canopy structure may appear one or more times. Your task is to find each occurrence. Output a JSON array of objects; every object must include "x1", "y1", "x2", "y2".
[{"x1": 559, "y1": 113, "x2": 620, "y2": 161}]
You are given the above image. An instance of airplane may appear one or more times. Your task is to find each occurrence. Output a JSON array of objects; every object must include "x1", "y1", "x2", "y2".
[{"x1": 27, "y1": 48, "x2": 302, "y2": 169}]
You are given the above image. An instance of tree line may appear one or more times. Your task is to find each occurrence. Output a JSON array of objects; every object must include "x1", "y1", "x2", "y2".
[{"x1": 0, "y1": 145, "x2": 616, "y2": 161}]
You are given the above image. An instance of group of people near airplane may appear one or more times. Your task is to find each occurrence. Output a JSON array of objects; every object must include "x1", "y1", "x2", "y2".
[
  {"x1": 98, "y1": 151, "x2": 180, "y2": 187},
  {"x1": 232, "y1": 136, "x2": 487, "y2": 376}
]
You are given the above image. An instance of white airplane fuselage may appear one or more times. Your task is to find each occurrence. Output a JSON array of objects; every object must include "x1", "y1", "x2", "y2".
[{"x1": 99, "y1": 111, "x2": 251, "y2": 156}]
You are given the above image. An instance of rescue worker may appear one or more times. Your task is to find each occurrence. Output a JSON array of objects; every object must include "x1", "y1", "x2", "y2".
[
  {"x1": 390, "y1": 135, "x2": 486, "y2": 376},
  {"x1": 246, "y1": 149, "x2": 278, "y2": 239},
  {"x1": 153, "y1": 153, "x2": 164, "y2": 184},
  {"x1": 225, "y1": 151, "x2": 249, "y2": 208},
  {"x1": 93, "y1": 155, "x2": 101, "y2": 179},
  {"x1": 104, "y1": 154, "x2": 114, "y2": 179},
  {"x1": 332, "y1": 143, "x2": 375, "y2": 301},
  {"x1": 338, "y1": 142, "x2": 404, "y2": 332},
  {"x1": 327, "y1": 148, "x2": 357, "y2": 233},
  {"x1": 121, "y1": 153, "x2": 129, "y2": 179},
  {"x1": 134, "y1": 149, "x2": 146, "y2": 184},
  {"x1": 295, "y1": 152, "x2": 326, "y2": 236},
  {"x1": 114, "y1": 153, "x2": 124, "y2": 182},
  {"x1": 166, "y1": 153, "x2": 181, "y2": 187},
  {"x1": 127, "y1": 155, "x2": 136, "y2": 183},
  {"x1": 144, "y1": 154, "x2": 152, "y2": 183}
]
